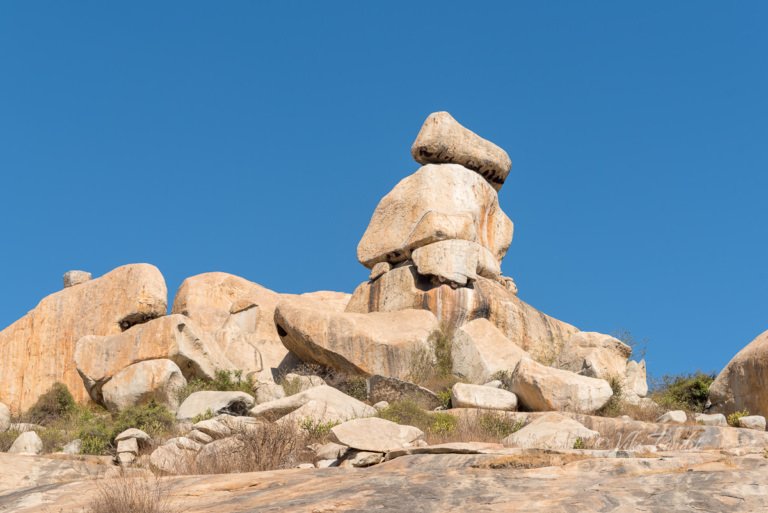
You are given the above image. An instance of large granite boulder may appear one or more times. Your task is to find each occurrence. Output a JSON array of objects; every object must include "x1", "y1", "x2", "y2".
[
  {"x1": 450, "y1": 383, "x2": 518, "y2": 411},
  {"x1": 451, "y1": 318, "x2": 526, "y2": 383},
  {"x1": 101, "y1": 359, "x2": 186, "y2": 413},
  {"x1": 275, "y1": 298, "x2": 440, "y2": 381},
  {"x1": 75, "y1": 314, "x2": 235, "y2": 404},
  {"x1": 0, "y1": 264, "x2": 167, "y2": 413},
  {"x1": 509, "y1": 357, "x2": 613, "y2": 413},
  {"x1": 171, "y1": 272, "x2": 349, "y2": 382},
  {"x1": 709, "y1": 329, "x2": 768, "y2": 417},
  {"x1": 356, "y1": 163, "x2": 513, "y2": 270},
  {"x1": 346, "y1": 266, "x2": 578, "y2": 365},
  {"x1": 411, "y1": 111, "x2": 512, "y2": 191}
]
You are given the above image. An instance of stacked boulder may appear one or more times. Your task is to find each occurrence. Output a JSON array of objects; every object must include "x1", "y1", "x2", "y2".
[{"x1": 274, "y1": 111, "x2": 649, "y2": 414}]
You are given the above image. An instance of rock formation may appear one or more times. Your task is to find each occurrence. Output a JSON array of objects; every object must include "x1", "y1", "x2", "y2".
[
  {"x1": 709, "y1": 329, "x2": 768, "y2": 417},
  {"x1": 0, "y1": 264, "x2": 167, "y2": 413}
]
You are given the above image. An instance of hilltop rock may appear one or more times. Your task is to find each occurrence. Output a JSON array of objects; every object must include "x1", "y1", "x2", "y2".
[
  {"x1": 275, "y1": 298, "x2": 439, "y2": 381},
  {"x1": 75, "y1": 314, "x2": 235, "y2": 404},
  {"x1": 709, "y1": 329, "x2": 768, "y2": 417},
  {"x1": 0, "y1": 263, "x2": 167, "y2": 413},
  {"x1": 346, "y1": 266, "x2": 579, "y2": 365},
  {"x1": 510, "y1": 357, "x2": 613, "y2": 413},
  {"x1": 101, "y1": 359, "x2": 186, "y2": 413},
  {"x1": 411, "y1": 111, "x2": 511, "y2": 191},
  {"x1": 62, "y1": 270, "x2": 91, "y2": 288},
  {"x1": 356, "y1": 163, "x2": 513, "y2": 269}
]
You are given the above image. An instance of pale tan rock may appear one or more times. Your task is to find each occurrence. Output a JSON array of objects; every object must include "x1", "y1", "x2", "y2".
[
  {"x1": 356, "y1": 164, "x2": 513, "y2": 269},
  {"x1": 709, "y1": 329, "x2": 768, "y2": 417},
  {"x1": 172, "y1": 272, "x2": 348, "y2": 383},
  {"x1": 738, "y1": 415, "x2": 766, "y2": 431},
  {"x1": 62, "y1": 270, "x2": 91, "y2": 288},
  {"x1": 411, "y1": 111, "x2": 512, "y2": 191},
  {"x1": 450, "y1": 383, "x2": 518, "y2": 411},
  {"x1": 176, "y1": 391, "x2": 255, "y2": 420},
  {"x1": 187, "y1": 429, "x2": 214, "y2": 444},
  {"x1": 254, "y1": 382, "x2": 286, "y2": 404},
  {"x1": 0, "y1": 402, "x2": 9, "y2": 432},
  {"x1": 412, "y1": 239, "x2": 479, "y2": 286},
  {"x1": 452, "y1": 318, "x2": 526, "y2": 384},
  {"x1": 367, "y1": 375, "x2": 441, "y2": 410},
  {"x1": 330, "y1": 418, "x2": 424, "y2": 453},
  {"x1": 8, "y1": 431, "x2": 43, "y2": 455},
  {"x1": 249, "y1": 385, "x2": 376, "y2": 424},
  {"x1": 116, "y1": 438, "x2": 139, "y2": 455},
  {"x1": 695, "y1": 413, "x2": 727, "y2": 427},
  {"x1": 657, "y1": 410, "x2": 687, "y2": 424},
  {"x1": 510, "y1": 357, "x2": 613, "y2": 413},
  {"x1": 115, "y1": 428, "x2": 151, "y2": 446},
  {"x1": 624, "y1": 360, "x2": 649, "y2": 399},
  {"x1": 346, "y1": 267, "x2": 578, "y2": 365},
  {"x1": 101, "y1": 359, "x2": 187, "y2": 413},
  {"x1": 313, "y1": 442, "x2": 349, "y2": 461},
  {"x1": 282, "y1": 373, "x2": 326, "y2": 393},
  {"x1": 275, "y1": 298, "x2": 440, "y2": 381},
  {"x1": 502, "y1": 412, "x2": 599, "y2": 450},
  {"x1": 369, "y1": 262, "x2": 391, "y2": 281},
  {"x1": 149, "y1": 442, "x2": 196, "y2": 474},
  {"x1": 346, "y1": 450, "x2": 384, "y2": 467},
  {"x1": 75, "y1": 314, "x2": 235, "y2": 403},
  {"x1": 0, "y1": 263, "x2": 167, "y2": 413},
  {"x1": 556, "y1": 332, "x2": 630, "y2": 380}
]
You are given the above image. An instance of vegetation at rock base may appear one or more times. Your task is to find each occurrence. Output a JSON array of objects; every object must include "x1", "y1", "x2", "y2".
[
  {"x1": 24, "y1": 382, "x2": 76, "y2": 425},
  {"x1": 0, "y1": 429, "x2": 21, "y2": 452},
  {"x1": 284, "y1": 362, "x2": 368, "y2": 402},
  {"x1": 650, "y1": 372, "x2": 715, "y2": 413},
  {"x1": 407, "y1": 323, "x2": 461, "y2": 403},
  {"x1": 87, "y1": 472, "x2": 178, "y2": 513},
  {"x1": 727, "y1": 409, "x2": 750, "y2": 427},
  {"x1": 177, "y1": 369, "x2": 254, "y2": 403}
]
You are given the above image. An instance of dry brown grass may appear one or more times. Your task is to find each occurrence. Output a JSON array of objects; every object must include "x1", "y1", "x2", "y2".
[
  {"x1": 184, "y1": 421, "x2": 313, "y2": 475},
  {"x1": 87, "y1": 472, "x2": 177, "y2": 513}
]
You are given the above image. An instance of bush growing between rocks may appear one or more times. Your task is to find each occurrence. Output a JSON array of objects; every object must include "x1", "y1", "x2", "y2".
[
  {"x1": 177, "y1": 369, "x2": 254, "y2": 403},
  {"x1": 727, "y1": 409, "x2": 750, "y2": 427},
  {"x1": 407, "y1": 323, "x2": 460, "y2": 402},
  {"x1": 285, "y1": 362, "x2": 368, "y2": 402},
  {"x1": 299, "y1": 417, "x2": 339, "y2": 444},
  {"x1": 0, "y1": 429, "x2": 21, "y2": 452},
  {"x1": 24, "y1": 382, "x2": 76, "y2": 425},
  {"x1": 651, "y1": 372, "x2": 715, "y2": 413}
]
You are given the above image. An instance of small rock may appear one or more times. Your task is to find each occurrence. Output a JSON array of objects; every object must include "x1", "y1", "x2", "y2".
[
  {"x1": 62, "y1": 439, "x2": 82, "y2": 455},
  {"x1": 254, "y1": 383, "x2": 286, "y2": 404},
  {"x1": 115, "y1": 428, "x2": 152, "y2": 445},
  {"x1": 296, "y1": 463, "x2": 315, "y2": 469},
  {"x1": 369, "y1": 262, "x2": 391, "y2": 281},
  {"x1": 116, "y1": 438, "x2": 139, "y2": 455},
  {"x1": 450, "y1": 383, "x2": 517, "y2": 411},
  {"x1": 373, "y1": 401, "x2": 389, "y2": 411},
  {"x1": 191, "y1": 418, "x2": 231, "y2": 439},
  {"x1": 63, "y1": 270, "x2": 92, "y2": 288},
  {"x1": 316, "y1": 459, "x2": 339, "y2": 468},
  {"x1": 176, "y1": 391, "x2": 255, "y2": 420},
  {"x1": 117, "y1": 452, "x2": 136, "y2": 465},
  {"x1": 283, "y1": 373, "x2": 326, "y2": 393},
  {"x1": 738, "y1": 415, "x2": 766, "y2": 431},
  {"x1": 346, "y1": 450, "x2": 384, "y2": 467},
  {"x1": 9, "y1": 431, "x2": 43, "y2": 455},
  {"x1": 330, "y1": 418, "x2": 424, "y2": 453},
  {"x1": 657, "y1": 411, "x2": 687, "y2": 424},
  {"x1": 695, "y1": 413, "x2": 727, "y2": 427},
  {"x1": 187, "y1": 429, "x2": 214, "y2": 444},
  {"x1": 483, "y1": 380, "x2": 503, "y2": 389},
  {"x1": 368, "y1": 375, "x2": 441, "y2": 410},
  {"x1": 314, "y1": 442, "x2": 349, "y2": 461},
  {"x1": 502, "y1": 413, "x2": 598, "y2": 450}
]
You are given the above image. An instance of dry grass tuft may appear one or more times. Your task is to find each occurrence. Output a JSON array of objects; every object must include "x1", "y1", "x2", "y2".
[{"x1": 87, "y1": 472, "x2": 177, "y2": 513}]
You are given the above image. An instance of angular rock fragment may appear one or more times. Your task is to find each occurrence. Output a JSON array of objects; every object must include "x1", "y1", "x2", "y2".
[
  {"x1": 451, "y1": 318, "x2": 526, "y2": 384},
  {"x1": 330, "y1": 417, "x2": 424, "y2": 453},
  {"x1": 411, "y1": 111, "x2": 512, "y2": 191},
  {"x1": 657, "y1": 410, "x2": 687, "y2": 424},
  {"x1": 101, "y1": 359, "x2": 186, "y2": 413},
  {"x1": 738, "y1": 415, "x2": 766, "y2": 431},
  {"x1": 9, "y1": 431, "x2": 43, "y2": 455},
  {"x1": 695, "y1": 413, "x2": 727, "y2": 427},
  {"x1": 450, "y1": 382, "x2": 518, "y2": 411},
  {"x1": 63, "y1": 270, "x2": 91, "y2": 288},
  {"x1": 502, "y1": 412, "x2": 599, "y2": 450},
  {"x1": 709, "y1": 329, "x2": 768, "y2": 418}
]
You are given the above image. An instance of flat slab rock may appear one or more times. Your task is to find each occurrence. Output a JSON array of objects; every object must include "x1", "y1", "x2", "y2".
[
  {"x1": 12, "y1": 450, "x2": 768, "y2": 513},
  {"x1": 330, "y1": 417, "x2": 424, "y2": 453}
]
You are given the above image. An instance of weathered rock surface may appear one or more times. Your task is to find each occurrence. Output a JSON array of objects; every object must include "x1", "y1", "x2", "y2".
[
  {"x1": 709, "y1": 329, "x2": 768, "y2": 417},
  {"x1": 249, "y1": 385, "x2": 376, "y2": 424},
  {"x1": 657, "y1": 410, "x2": 687, "y2": 424},
  {"x1": 356, "y1": 164, "x2": 513, "y2": 269},
  {"x1": 509, "y1": 357, "x2": 613, "y2": 413},
  {"x1": 346, "y1": 266, "x2": 579, "y2": 364},
  {"x1": 176, "y1": 391, "x2": 255, "y2": 420},
  {"x1": 17, "y1": 450, "x2": 768, "y2": 513},
  {"x1": 411, "y1": 240, "x2": 500, "y2": 286},
  {"x1": 695, "y1": 413, "x2": 728, "y2": 427},
  {"x1": 367, "y1": 375, "x2": 441, "y2": 410},
  {"x1": 171, "y1": 272, "x2": 349, "y2": 382},
  {"x1": 738, "y1": 415, "x2": 766, "y2": 431},
  {"x1": 503, "y1": 412, "x2": 598, "y2": 450},
  {"x1": 275, "y1": 298, "x2": 439, "y2": 380},
  {"x1": 75, "y1": 314, "x2": 234, "y2": 403},
  {"x1": 451, "y1": 318, "x2": 525, "y2": 383},
  {"x1": 0, "y1": 263, "x2": 167, "y2": 412},
  {"x1": 450, "y1": 383, "x2": 518, "y2": 411},
  {"x1": 101, "y1": 359, "x2": 186, "y2": 413},
  {"x1": 0, "y1": 403, "x2": 9, "y2": 432},
  {"x1": 330, "y1": 418, "x2": 424, "y2": 453},
  {"x1": 556, "y1": 332, "x2": 630, "y2": 380},
  {"x1": 115, "y1": 428, "x2": 151, "y2": 445},
  {"x1": 8, "y1": 431, "x2": 43, "y2": 455},
  {"x1": 411, "y1": 111, "x2": 512, "y2": 191},
  {"x1": 62, "y1": 270, "x2": 91, "y2": 288}
]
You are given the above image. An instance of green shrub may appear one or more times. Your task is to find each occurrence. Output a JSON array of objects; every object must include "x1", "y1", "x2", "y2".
[
  {"x1": 573, "y1": 437, "x2": 585, "y2": 449},
  {"x1": 477, "y1": 412, "x2": 525, "y2": 438},
  {"x1": 299, "y1": 418, "x2": 339, "y2": 444},
  {"x1": 0, "y1": 429, "x2": 21, "y2": 452},
  {"x1": 378, "y1": 399, "x2": 457, "y2": 435},
  {"x1": 113, "y1": 401, "x2": 175, "y2": 440},
  {"x1": 25, "y1": 382, "x2": 76, "y2": 425},
  {"x1": 727, "y1": 409, "x2": 750, "y2": 427},
  {"x1": 651, "y1": 372, "x2": 715, "y2": 413},
  {"x1": 595, "y1": 376, "x2": 624, "y2": 417},
  {"x1": 490, "y1": 370, "x2": 515, "y2": 392},
  {"x1": 429, "y1": 413, "x2": 458, "y2": 435},
  {"x1": 436, "y1": 389, "x2": 452, "y2": 409},
  {"x1": 177, "y1": 370, "x2": 254, "y2": 403}
]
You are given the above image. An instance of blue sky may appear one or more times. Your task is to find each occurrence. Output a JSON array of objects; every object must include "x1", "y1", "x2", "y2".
[{"x1": 1, "y1": 2, "x2": 766, "y2": 379}]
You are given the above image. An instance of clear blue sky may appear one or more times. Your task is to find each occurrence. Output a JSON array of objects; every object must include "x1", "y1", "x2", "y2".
[{"x1": 1, "y1": 2, "x2": 766, "y2": 380}]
